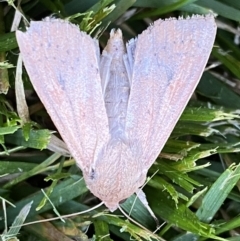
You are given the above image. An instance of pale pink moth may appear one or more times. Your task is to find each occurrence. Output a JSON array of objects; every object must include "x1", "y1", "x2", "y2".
[{"x1": 16, "y1": 15, "x2": 217, "y2": 211}]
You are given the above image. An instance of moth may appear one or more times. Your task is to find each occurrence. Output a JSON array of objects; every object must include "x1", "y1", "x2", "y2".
[{"x1": 16, "y1": 15, "x2": 216, "y2": 211}]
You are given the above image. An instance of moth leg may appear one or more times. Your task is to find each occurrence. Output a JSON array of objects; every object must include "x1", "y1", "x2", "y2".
[
  {"x1": 124, "y1": 38, "x2": 137, "y2": 85},
  {"x1": 136, "y1": 189, "x2": 159, "y2": 227},
  {"x1": 100, "y1": 51, "x2": 113, "y2": 95}
]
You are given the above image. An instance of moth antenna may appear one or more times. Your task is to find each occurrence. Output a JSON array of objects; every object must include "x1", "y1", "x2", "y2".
[
  {"x1": 118, "y1": 205, "x2": 164, "y2": 241},
  {"x1": 11, "y1": 202, "x2": 104, "y2": 228}
]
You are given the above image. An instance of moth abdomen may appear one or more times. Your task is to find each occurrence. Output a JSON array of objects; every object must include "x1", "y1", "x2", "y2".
[{"x1": 102, "y1": 30, "x2": 130, "y2": 141}]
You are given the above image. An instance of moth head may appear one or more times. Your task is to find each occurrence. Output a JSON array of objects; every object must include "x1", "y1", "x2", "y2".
[
  {"x1": 83, "y1": 144, "x2": 147, "y2": 212},
  {"x1": 85, "y1": 169, "x2": 146, "y2": 211}
]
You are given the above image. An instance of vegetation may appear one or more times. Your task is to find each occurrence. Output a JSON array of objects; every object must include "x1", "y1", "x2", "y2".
[{"x1": 1, "y1": 0, "x2": 240, "y2": 240}]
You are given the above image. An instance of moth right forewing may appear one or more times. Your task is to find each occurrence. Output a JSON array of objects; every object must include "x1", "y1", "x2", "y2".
[
  {"x1": 125, "y1": 15, "x2": 216, "y2": 169},
  {"x1": 16, "y1": 19, "x2": 109, "y2": 172}
]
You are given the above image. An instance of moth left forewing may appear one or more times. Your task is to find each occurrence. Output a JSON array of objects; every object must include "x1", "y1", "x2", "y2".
[
  {"x1": 125, "y1": 15, "x2": 217, "y2": 170},
  {"x1": 16, "y1": 19, "x2": 110, "y2": 173}
]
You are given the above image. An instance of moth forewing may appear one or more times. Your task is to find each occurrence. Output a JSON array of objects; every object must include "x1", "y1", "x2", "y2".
[
  {"x1": 125, "y1": 15, "x2": 217, "y2": 170},
  {"x1": 16, "y1": 18, "x2": 110, "y2": 175}
]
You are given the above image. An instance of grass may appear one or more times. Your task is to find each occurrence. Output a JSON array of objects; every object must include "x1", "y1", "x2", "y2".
[{"x1": 1, "y1": 0, "x2": 240, "y2": 240}]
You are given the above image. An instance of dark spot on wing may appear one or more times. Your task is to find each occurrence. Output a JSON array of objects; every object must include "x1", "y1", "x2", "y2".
[
  {"x1": 90, "y1": 168, "x2": 95, "y2": 180},
  {"x1": 58, "y1": 73, "x2": 65, "y2": 89}
]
